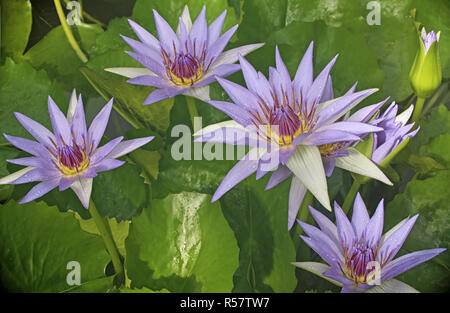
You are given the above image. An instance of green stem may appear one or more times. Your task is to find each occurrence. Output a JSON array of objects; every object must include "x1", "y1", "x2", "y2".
[
  {"x1": 342, "y1": 180, "x2": 361, "y2": 214},
  {"x1": 411, "y1": 96, "x2": 426, "y2": 123},
  {"x1": 298, "y1": 191, "x2": 313, "y2": 223},
  {"x1": 54, "y1": 0, "x2": 88, "y2": 63},
  {"x1": 62, "y1": 0, "x2": 107, "y2": 27},
  {"x1": 294, "y1": 191, "x2": 314, "y2": 238},
  {"x1": 422, "y1": 83, "x2": 448, "y2": 116},
  {"x1": 88, "y1": 199, "x2": 124, "y2": 283},
  {"x1": 185, "y1": 96, "x2": 199, "y2": 129}
]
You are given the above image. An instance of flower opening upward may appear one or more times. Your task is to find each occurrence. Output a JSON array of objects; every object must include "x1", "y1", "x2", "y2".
[
  {"x1": 294, "y1": 193, "x2": 445, "y2": 293},
  {"x1": 0, "y1": 90, "x2": 154, "y2": 208},
  {"x1": 106, "y1": 5, "x2": 264, "y2": 104},
  {"x1": 195, "y1": 43, "x2": 392, "y2": 228}
]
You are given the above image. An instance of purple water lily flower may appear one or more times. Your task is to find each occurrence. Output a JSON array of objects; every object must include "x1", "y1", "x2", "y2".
[
  {"x1": 305, "y1": 99, "x2": 417, "y2": 176},
  {"x1": 264, "y1": 87, "x2": 395, "y2": 229},
  {"x1": 106, "y1": 5, "x2": 264, "y2": 104},
  {"x1": 294, "y1": 193, "x2": 445, "y2": 293},
  {"x1": 370, "y1": 102, "x2": 418, "y2": 165},
  {"x1": 195, "y1": 43, "x2": 391, "y2": 228},
  {"x1": 0, "y1": 90, "x2": 154, "y2": 208},
  {"x1": 276, "y1": 101, "x2": 416, "y2": 229}
]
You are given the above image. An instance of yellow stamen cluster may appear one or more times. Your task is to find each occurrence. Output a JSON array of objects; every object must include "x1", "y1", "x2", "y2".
[
  {"x1": 58, "y1": 151, "x2": 90, "y2": 176},
  {"x1": 319, "y1": 142, "x2": 345, "y2": 157}
]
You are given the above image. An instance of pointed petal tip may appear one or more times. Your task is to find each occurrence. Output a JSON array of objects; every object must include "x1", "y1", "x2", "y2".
[
  {"x1": 18, "y1": 198, "x2": 28, "y2": 205},
  {"x1": 409, "y1": 214, "x2": 419, "y2": 225},
  {"x1": 299, "y1": 234, "x2": 310, "y2": 241},
  {"x1": 211, "y1": 193, "x2": 220, "y2": 203},
  {"x1": 13, "y1": 111, "x2": 23, "y2": 120},
  {"x1": 81, "y1": 200, "x2": 90, "y2": 209},
  {"x1": 307, "y1": 205, "x2": 317, "y2": 215},
  {"x1": 296, "y1": 219, "x2": 309, "y2": 229}
]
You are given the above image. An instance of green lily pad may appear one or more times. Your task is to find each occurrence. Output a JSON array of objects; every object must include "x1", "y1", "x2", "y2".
[
  {"x1": 384, "y1": 171, "x2": 450, "y2": 292},
  {"x1": 92, "y1": 163, "x2": 149, "y2": 222},
  {"x1": 0, "y1": 59, "x2": 66, "y2": 144},
  {"x1": 80, "y1": 67, "x2": 174, "y2": 134},
  {"x1": 219, "y1": 175, "x2": 298, "y2": 292},
  {"x1": 23, "y1": 23, "x2": 104, "y2": 94},
  {"x1": 399, "y1": 104, "x2": 450, "y2": 173},
  {"x1": 0, "y1": 200, "x2": 110, "y2": 292},
  {"x1": 125, "y1": 192, "x2": 239, "y2": 292},
  {"x1": 0, "y1": 0, "x2": 32, "y2": 62},
  {"x1": 426, "y1": 134, "x2": 450, "y2": 167},
  {"x1": 152, "y1": 143, "x2": 235, "y2": 199}
]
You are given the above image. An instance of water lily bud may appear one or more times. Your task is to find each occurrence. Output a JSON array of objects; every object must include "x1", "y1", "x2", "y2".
[{"x1": 409, "y1": 27, "x2": 442, "y2": 98}]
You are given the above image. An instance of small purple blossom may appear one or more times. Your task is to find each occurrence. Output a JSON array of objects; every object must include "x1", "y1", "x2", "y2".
[
  {"x1": 195, "y1": 43, "x2": 391, "y2": 228},
  {"x1": 106, "y1": 5, "x2": 264, "y2": 104},
  {"x1": 0, "y1": 90, "x2": 154, "y2": 208},
  {"x1": 314, "y1": 100, "x2": 418, "y2": 174},
  {"x1": 370, "y1": 102, "x2": 418, "y2": 165},
  {"x1": 421, "y1": 28, "x2": 440, "y2": 54},
  {"x1": 294, "y1": 193, "x2": 445, "y2": 293}
]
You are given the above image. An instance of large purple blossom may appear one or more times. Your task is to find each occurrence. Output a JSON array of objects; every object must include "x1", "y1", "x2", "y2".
[
  {"x1": 294, "y1": 193, "x2": 445, "y2": 293},
  {"x1": 278, "y1": 101, "x2": 418, "y2": 229},
  {"x1": 195, "y1": 43, "x2": 391, "y2": 227},
  {"x1": 106, "y1": 5, "x2": 263, "y2": 104},
  {"x1": 0, "y1": 90, "x2": 154, "y2": 208}
]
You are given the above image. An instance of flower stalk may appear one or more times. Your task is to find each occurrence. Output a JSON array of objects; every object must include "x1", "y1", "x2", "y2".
[
  {"x1": 342, "y1": 180, "x2": 361, "y2": 214},
  {"x1": 411, "y1": 96, "x2": 425, "y2": 123},
  {"x1": 297, "y1": 191, "x2": 313, "y2": 232},
  {"x1": 88, "y1": 198, "x2": 124, "y2": 284},
  {"x1": 185, "y1": 96, "x2": 199, "y2": 128},
  {"x1": 53, "y1": 0, "x2": 88, "y2": 63}
]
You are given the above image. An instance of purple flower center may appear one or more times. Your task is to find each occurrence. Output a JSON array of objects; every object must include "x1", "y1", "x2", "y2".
[
  {"x1": 269, "y1": 106, "x2": 301, "y2": 140},
  {"x1": 249, "y1": 90, "x2": 316, "y2": 146},
  {"x1": 161, "y1": 42, "x2": 211, "y2": 86},
  {"x1": 47, "y1": 135, "x2": 91, "y2": 176},
  {"x1": 58, "y1": 145, "x2": 85, "y2": 171},
  {"x1": 342, "y1": 240, "x2": 380, "y2": 284},
  {"x1": 171, "y1": 53, "x2": 200, "y2": 80}
]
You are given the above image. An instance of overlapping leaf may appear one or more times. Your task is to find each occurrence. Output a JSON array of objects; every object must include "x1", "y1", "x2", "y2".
[
  {"x1": 0, "y1": 200, "x2": 110, "y2": 292},
  {"x1": 126, "y1": 192, "x2": 239, "y2": 292}
]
